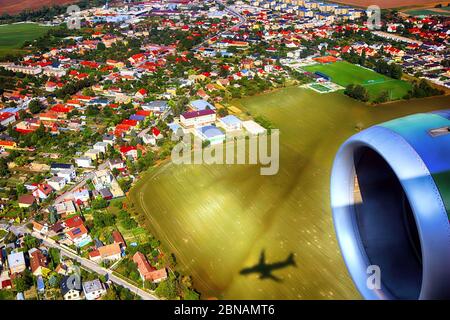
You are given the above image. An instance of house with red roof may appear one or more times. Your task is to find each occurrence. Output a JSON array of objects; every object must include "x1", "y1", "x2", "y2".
[
  {"x1": 0, "y1": 112, "x2": 16, "y2": 127},
  {"x1": 112, "y1": 230, "x2": 126, "y2": 248},
  {"x1": 135, "y1": 88, "x2": 148, "y2": 100},
  {"x1": 63, "y1": 215, "x2": 84, "y2": 229},
  {"x1": 45, "y1": 81, "x2": 64, "y2": 92},
  {"x1": 132, "y1": 252, "x2": 167, "y2": 283},
  {"x1": 32, "y1": 184, "x2": 54, "y2": 200},
  {"x1": 129, "y1": 53, "x2": 146, "y2": 65},
  {"x1": 151, "y1": 127, "x2": 163, "y2": 139},
  {"x1": 120, "y1": 145, "x2": 138, "y2": 160},
  {"x1": 29, "y1": 249, "x2": 50, "y2": 276}
]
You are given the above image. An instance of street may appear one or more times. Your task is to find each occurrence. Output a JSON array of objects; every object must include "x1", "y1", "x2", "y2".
[{"x1": 31, "y1": 231, "x2": 159, "y2": 300}]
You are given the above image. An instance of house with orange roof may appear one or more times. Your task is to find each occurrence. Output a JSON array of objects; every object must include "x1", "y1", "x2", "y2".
[
  {"x1": 0, "y1": 140, "x2": 17, "y2": 150},
  {"x1": 66, "y1": 224, "x2": 92, "y2": 247},
  {"x1": 88, "y1": 243, "x2": 122, "y2": 263},
  {"x1": 132, "y1": 252, "x2": 167, "y2": 283}
]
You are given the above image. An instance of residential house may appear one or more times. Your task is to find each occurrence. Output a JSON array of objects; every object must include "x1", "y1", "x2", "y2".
[
  {"x1": 61, "y1": 276, "x2": 83, "y2": 300},
  {"x1": 54, "y1": 200, "x2": 77, "y2": 217},
  {"x1": 47, "y1": 176, "x2": 66, "y2": 191},
  {"x1": 18, "y1": 194, "x2": 36, "y2": 208},
  {"x1": 112, "y1": 230, "x2": 126, "y2": 249},
  {"x1": 102, "y1": 134, "x2": 116, "y2": 146},
  {"x1": 133, "y1": 252, "x2": 167, "y2": 283},
  {"x1": 7, "y1": 252, "x2": 26, "y2": 274},
  {"x1": 0, "y1": 112, "x2": 16, "y2": 127},
  {"x1": 0, "y1": 270, "x2": 12, "y2": 290},
  {"x1": 75, "y1": 157, "x2": 93, "y2": 168},
  {"x1": 142, "y1": 133, "x2": 156, "y2": 146},
  {"x1": 51, "y1": 163, "x2": 76, "y2": 182},
  {"x1": 84, "y1": 149, "x2": 102, "y2": 160},
  {"x1": 88, "y1": 243, "x2": 122, "y2": 263},
  {"x1": 142, "y1": 101, "x2": 168, "y2": 113},
  {"x1": 72, "y1": 188, "x2": 90, "y2": 204},
  {"x1": 120, "y1": 146, "x2": 138, "y2": 160},
  {"x1": 135, "y1": 88, "x2": 148, "y2": 100},
  {"x1": 32, "y1": 184, "x2": 54, "y2": 200},
  {"x1": 32, "y1": 221, "x2": 49, "y2": 235},
  {"x1": 29, "y1": 249, "x2": 50, "y2": 276},
  {"x1": 82, "y1": 279, "x2": 106, "y2": 300},
  {"x1": 108, "y1": 159, "x2": 125, "y2": 171},
  {"x1": 66, "y1": 224, "x2": 92, "y2": 247},
  {"x1": 93, "y1": 142, "x2": 109, "y2": 154}
]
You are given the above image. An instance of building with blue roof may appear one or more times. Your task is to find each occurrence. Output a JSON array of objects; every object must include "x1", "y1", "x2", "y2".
[
  {"x1": 218, "y1": 115, "x2": 243, "y2": 131},
  {"x1": 37, "y1": 275, "x2": 45, "y2": 293},
  {"x1": 130, "y1": 114, "x2": 146, "y2": 121},
  {"x1": 190, "y1": 99, "x2": 215, "y2": 111},
  {"x1": 196, "y1": 125, "x2": 225, "y2": 145}
]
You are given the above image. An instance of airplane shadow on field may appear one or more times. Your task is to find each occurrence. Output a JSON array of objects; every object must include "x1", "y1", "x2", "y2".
[{"x1": 239, "y1": 250, "x2": 297, "y2": 282}]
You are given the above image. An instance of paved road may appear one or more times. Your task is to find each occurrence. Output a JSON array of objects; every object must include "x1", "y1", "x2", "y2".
[
  {"x1": 31, "y1": 231, "x2": 159, "y2": 300},
  {"x1": 193, "y1": 0, "x2": 247, "y2": 51},
  {"x1": 54, "y1": 161, "x2": 109, "y2": 204}
]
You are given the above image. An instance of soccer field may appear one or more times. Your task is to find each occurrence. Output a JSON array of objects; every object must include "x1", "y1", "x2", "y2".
[
  {"x1": 0, "y1": 23, "x2": 52, "y2": 56},
  {"x1": 303, "y1": 61, "x2": 412, "y2": 101}
]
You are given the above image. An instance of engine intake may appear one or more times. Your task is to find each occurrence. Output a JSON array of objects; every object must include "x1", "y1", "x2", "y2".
[{"x1": 331, "y1": 111, "x2": 450, "y2": 300}]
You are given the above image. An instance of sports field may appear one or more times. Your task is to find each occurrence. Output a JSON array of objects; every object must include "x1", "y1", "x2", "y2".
[
  {"x1": 309, "y1": 83, "x2": 332, "y2": 93},
  {"x1": 303, "y1": 61, "x2": 412, "y2": 101},
  {"x1": 0, "y1": 23, "x2": 52, "y2": 57}
]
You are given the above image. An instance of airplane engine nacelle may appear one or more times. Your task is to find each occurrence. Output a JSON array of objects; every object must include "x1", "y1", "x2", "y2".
[{"x1": 330, "y1": 110, "x2": 450, "y2": 300}]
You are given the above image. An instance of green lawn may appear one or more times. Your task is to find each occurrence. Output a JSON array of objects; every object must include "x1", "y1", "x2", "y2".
[
  {"x1": 0, "y1": 23, "x2": 52, "y2": 57},
  {"x1": 303, "y1": 61, "x2": 412, "y2": 101}
]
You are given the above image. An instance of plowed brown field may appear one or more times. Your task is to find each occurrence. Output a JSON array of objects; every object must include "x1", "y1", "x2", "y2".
[{"x1": 0, "y1": 0, "x2": 77, "y2": 15}]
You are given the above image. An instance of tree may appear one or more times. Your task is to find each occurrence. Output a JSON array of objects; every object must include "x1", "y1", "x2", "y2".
[
  {"x1": 344, "y1": 84, "x2": 369, "y2": 102},
  {"x1": 91, "y1": 196, "x2": 108, "y2": 210},
  {"x1": 183, "y1": 288, "x2": 200, "y2": 300},
  {"x1": 217, "y1": 108, "x2": 229, "y2": 117},
  {"x1": 155, "y1": 276, "x2": 178, "y2": 299},
  {"x1": 16, "y1": 183, "x2": 27, "y2": 195},
  {"x1": 28, "y1": 99, "x2": 43, "y2": 114},
  {"x1": 12, "y1": 270, "x2": 33, "y2": 292},
  {"x1": 23, "y1": 235, "x2": 38, "y2": 251}
]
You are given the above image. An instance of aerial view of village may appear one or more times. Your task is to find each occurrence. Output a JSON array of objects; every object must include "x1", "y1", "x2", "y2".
[{"x1": 0, "y1": 0, "x2": 448, "y2": 302}]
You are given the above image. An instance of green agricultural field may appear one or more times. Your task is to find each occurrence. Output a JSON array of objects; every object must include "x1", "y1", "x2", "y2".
[
  {"x1": 130, "y1": 87, "x2": 450, "y2": 300},
  {"x1": 303, "y1": 61, "x2": 412, "y2": 101},
  {"x1": 0, "y1": 23, "x2": 52, "y2": 57},
  {"x1": 406, "y1": 8, "x2": 450, "y2": 16}
]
